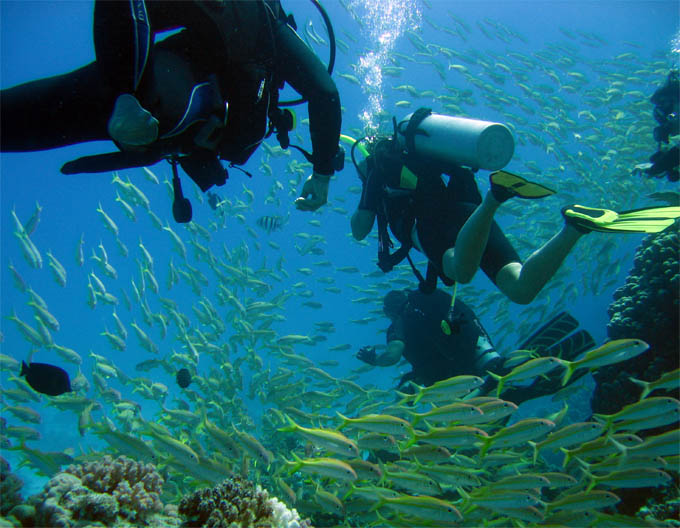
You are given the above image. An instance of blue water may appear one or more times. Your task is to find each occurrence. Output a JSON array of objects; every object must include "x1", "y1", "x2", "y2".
[{"x1": 1, "y1": 0, "x2": 678, "y2": 506}]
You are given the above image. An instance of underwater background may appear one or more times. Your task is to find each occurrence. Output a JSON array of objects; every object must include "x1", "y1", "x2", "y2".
[{"x1": 1, "y1": 1, "x2": 679, "y2": 526}]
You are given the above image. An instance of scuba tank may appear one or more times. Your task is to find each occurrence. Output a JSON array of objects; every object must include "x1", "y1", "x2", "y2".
[{"x1": 396, "y1": 111, "x2": 514, "y2": 171}]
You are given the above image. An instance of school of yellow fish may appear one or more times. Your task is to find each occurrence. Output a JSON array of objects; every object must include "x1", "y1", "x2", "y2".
[{"x1": 2, "y1": 3, "x2": 679, "y2": 528}]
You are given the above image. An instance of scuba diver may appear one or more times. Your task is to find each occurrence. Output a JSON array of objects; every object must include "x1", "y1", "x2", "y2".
[
  {"x1": 1, "y1": 0, "x2": 342, "y2": 222},
  {"x1": 634, "y1": 69, "x2": 679, "y2": 182},
  {"x1": 347, "y1": 109, "x2": 680, "y2": 325},
  {"x1": 357, "y1": 288, "x2": 500, "y2": 389},
  {"x1": 357, "y1": 288, "x2": 596, "y2": 404}
]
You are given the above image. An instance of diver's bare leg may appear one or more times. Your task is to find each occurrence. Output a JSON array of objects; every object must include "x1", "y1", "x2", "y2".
[
  {"x1": 495, "y1": 225, "x2": 583, "y2": 304},
  {"x1": 442, "y1": 192, "x2": 500, "y2": 283},
  {"x1": 442, "y1": 190, "x2": 584, "y2": 304}
]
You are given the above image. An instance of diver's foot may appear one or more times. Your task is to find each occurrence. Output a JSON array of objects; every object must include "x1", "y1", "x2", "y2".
[
  {"x1": 561, "y1": 204, "x2": 613, "y2": 234},
  {"x1": 107, "y1": 94, "x2": 159, "y2": 147},
  {"x1": 490, "y1": 170, "x2": 556, "y2": 203}
]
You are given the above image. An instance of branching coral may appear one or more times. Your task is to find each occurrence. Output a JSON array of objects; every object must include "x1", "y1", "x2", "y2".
[
  {"x1": 179, "y1": 477, "x2": 311, "y2": 528},
  {"x1": 65, "y1": 454, "x2": 164, "y2": 520},
  {"x1": 30, "y1": 454, "x2": 164, "y2": 527}
]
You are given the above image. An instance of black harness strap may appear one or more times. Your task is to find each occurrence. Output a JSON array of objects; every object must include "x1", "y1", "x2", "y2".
[
  {"x1": 403, "y1": 107, "x2": 432, "y2": 154},
  {"x1": 376, "y1": 202, "x2": 411, "y2": 273}
]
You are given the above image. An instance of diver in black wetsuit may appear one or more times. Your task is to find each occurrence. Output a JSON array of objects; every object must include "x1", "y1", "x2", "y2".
[
  {"x1": 357, "y1": 288, "x2": 501, "y2": 389},
  {"x1": 637, "y1": 70, "x2": 679, "y2": 182},
  {"x1": 356, "y1": 288, "x2": 597, "y2": 404},
  {"x1": 1, "y1": 0, "x2": 341, "y2": 215}
]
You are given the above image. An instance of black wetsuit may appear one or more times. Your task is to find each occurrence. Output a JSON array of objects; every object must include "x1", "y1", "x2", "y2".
[
  {"x1": 1, "y1": 0, "x2": 340, "y2": 177},
  {"x1": 388, "y1": 289, "x2": 495, "y2": 387},
  {"x1": 413, "y1": 161, "x2": 521, "y2": 285},
  {"x1": 361, "y1": 145, "x2": 521, "y2": 284}
]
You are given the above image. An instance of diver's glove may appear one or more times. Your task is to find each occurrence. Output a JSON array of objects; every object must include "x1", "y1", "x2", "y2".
[
  {"x1": 295, "y1": 171, "x2": 330, "y2": 211},
  {"x1": 357, "y1": 345, "x2": 377, "y2": 365}
]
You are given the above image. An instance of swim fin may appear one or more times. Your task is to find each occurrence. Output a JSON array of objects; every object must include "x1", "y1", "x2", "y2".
[
  {"x1": 518, "y1": 311, "x2": 579, "y2": 352},
  {"x1": 562, "y1": 204, "x2": 680, "y2": 234},
  {"x1": 490, "y1": 170, "x2": 556, "y2": 202}
]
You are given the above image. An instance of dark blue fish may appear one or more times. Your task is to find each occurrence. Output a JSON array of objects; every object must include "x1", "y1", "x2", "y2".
[
  {"x1": 176, "y1": 368, "x2": 192, "y2": 389},
  {"x1": 20, "y1": 361, "x2": 71, "y2": 396},
  {"x1": 256, "y1": 215, "x2": 285, "y2": 233}
]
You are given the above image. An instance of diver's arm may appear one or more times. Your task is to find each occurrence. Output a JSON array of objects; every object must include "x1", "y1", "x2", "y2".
[
  {"x1": 357, "y1": 341, "x2": 404, "y2": 367},
  {"x1": 378, "y1": 340, "x2": 405, "y2": 366},
  {"x1": 274, "y1": 21, "x2": 341, "y2": 176},
  {"x1": 351, "y1": 158, "x2": 379, "y2": 239}
]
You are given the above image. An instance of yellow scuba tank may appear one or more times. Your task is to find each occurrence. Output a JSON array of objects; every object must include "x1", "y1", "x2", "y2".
[{"x1": 396, "y1": 112, "x2": 514, "y2": 171}]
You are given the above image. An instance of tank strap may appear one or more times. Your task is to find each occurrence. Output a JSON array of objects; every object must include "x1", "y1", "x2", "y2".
[
  {"x1": 130, "y1": 0, "x2": 151, "y2": 91},
  {"x1": 403, "y1": 107, "x2": 432, "y2": 155},
  {"x1": 376, "y1": 206, "x2": 409, "y2": 273}
]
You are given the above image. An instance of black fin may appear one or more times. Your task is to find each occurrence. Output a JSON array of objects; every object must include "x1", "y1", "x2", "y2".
[
  {"x1": 518, "y1": 311, "x2": 579, "y2": 352},
  {"x1": 546, "y1": 329, "x2": 596, "y2": 362}
]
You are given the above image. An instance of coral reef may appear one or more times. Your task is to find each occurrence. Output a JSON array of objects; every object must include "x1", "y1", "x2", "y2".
[
  {"x1": 637, "y1": 484, "x2": 680, "y2": 525},
  {"x1": 607, "y1": 227, "x2": 679, "y2": 349},
  {"x1": 597, "y1": 227, "x2": 680, "y2": 415},
  {"x1": 30, "y1": 454, "x2": 164, "y2": 528},
  {"x1": 0, "y1": 456, "x2": 23, "y2": 517},
  {"x1": 178, "y1": 477, "x2": 311, "y2": 528}
]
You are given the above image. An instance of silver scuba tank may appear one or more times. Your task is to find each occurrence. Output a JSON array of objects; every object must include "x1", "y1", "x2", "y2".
[{"x1": 396, "y1": 112, "x2": 514, "y2": 171}]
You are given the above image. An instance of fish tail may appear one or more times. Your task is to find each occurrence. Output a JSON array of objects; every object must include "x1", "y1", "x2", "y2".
[
  {"x1": 486, "y1": 370, "x2": 503, "y2": 397},
  {"x1": 561, "y1": 361, "x2": 575, "y2": 386},
  {"x1": 370, "y1": 497, "x2": 387, "y2": 513},
  {"x1": 559, "y1": 447, "x2": 573, "y2": 468},
  {"x1": 580, "y1": 466, "x2": 597, "y2": 492},
  {"x1": 456, "y1": 486, "x2": 473, "y2": 512},
  {"x1": 592, "y1": 413, "x2": 612, "y2": 432},
  {"x1": 284, "y1": 452, "x2": 304, "y2": 475},
  {"x1": 269, "y1": 408, "x2": 286, "y2": 425},
  {"x1": 335, "y1": 411, "x2": 349, "y2": 430},
  {"x1": 528, "y1": 440, "x2": 539, "y2": 465},
  {"x1": 341, "y1": 484, "x2": 356, "y2": 501},
  {"x1": 395, "y1": 390, "x2": 415, "y2": 405},
  {"x1": 479, "y1": 437, "x2": 492, "y2": 458},
  {"x1": 629, "y1": 376, "x2": 650, "y2": 399},
  {"x1": 277, "y1": 413, "x2": 298, "y2": 433},
  {"x1": 282, "y1": 457, "x2": 301, "y2": 476},
  {"x1": 377, "y1": 459, "x2": 387, "y2": 486},
  {"x1": 400, "y1": 434, "x2": 417, "y2": 451},
  {"x1": 608, "y1": 435, "x2": 628, "y2": 460}
]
